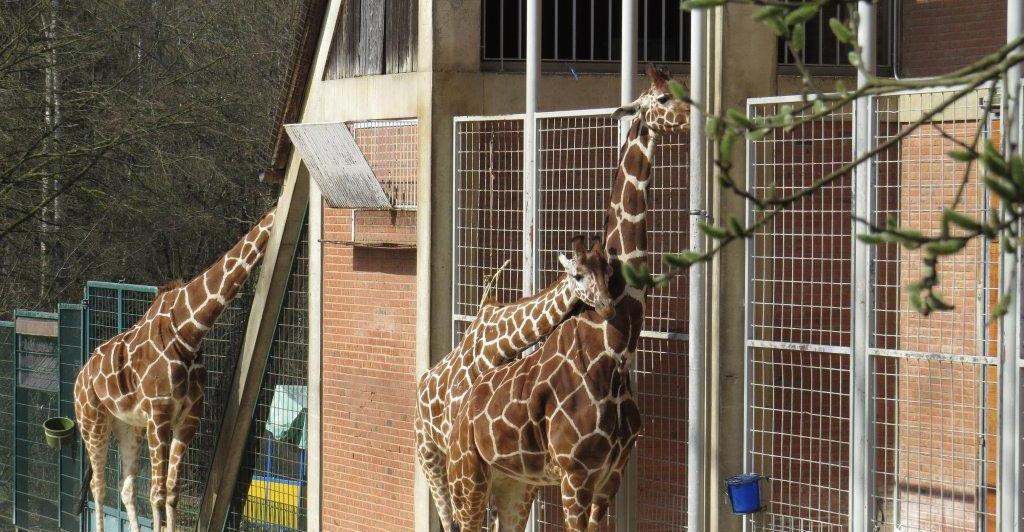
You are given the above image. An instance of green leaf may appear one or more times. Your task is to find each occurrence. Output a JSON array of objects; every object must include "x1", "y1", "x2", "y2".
[
  {"x1": 1011, "y1": 155, "x2": 1024, "y2": 189},
  {"x1": 764, "y1": 17, "x2": 789, "y2": 37},
  {"x1": 785, "y1": 4, "x2": 820, "y2": 26},
  {"x1": 856, "y1": 233, "x2": 889, "y2": 245},
  {"x1": 754, "y1": 6, "x2": 785, "y2": 22},
  {"x1": 927, "y1": 292, "x2": 956, "y2": 312},
  {"x1": 719, "y1": 131, "x2": 736, "y2": 161},
  {"x1": 828, "y1": 17, "x2": 853, "y2": 43},
  {"x1": 942, "y1": 209, "x2": 983, "y2": 233},
  {"x1": 705, "y1": 116, "x2": 724, "y2": 138},
  {"x1": 668, "y1": 80, "x2": 688, "y2": 102},
  {"x1": 835, "y1": 80, "x2": 847, "y2": 94},
  {"x1": 924, "y1": 239, "x2": 967, "y2": 256},
  {"x1": 948, "y1": 149, "x2": 978, "y2": 162},
  {"x1": 727, "y1": 216, "x2": 747, "y2": 238},
  {"x1": 992, "y1": 292, "x2": 1013, "y2": 318},
  {"x1": 909, "y1": 289, "x2": 928, "y2": 315},
  {"x1": 621, "y1": 262, "x2": 652, "y2": 289},
  {"x1": 984, "y1": 175, "x2": 1019, "y2": 202},
  {"x1": 982, "y1": 140, "x2": 1009, "y2": 178},
  {"x1": 681, "y1": 0, "x2": 725, "y2": 9},
  {"x1": 848, "y1": 51, "x2": 861, "y2": 67},
  {"x1": 748, "y1": 128, "x2": 770, "y2": 141},
  {"x1": 812, "y1": 99, "x2": 827, "y2": 115},
  {"x1": 791, "y1": 23, "x2": 806, "y2": 51},
  {"x1": 726, "y1": 108, "x2": 755, "y2": 129},
  {"x1": 699, "y1": 222, "x2": 732, "y2": 239},
  {"x1": 664, "y1": 251, "x2": 705, "y2": 268}
]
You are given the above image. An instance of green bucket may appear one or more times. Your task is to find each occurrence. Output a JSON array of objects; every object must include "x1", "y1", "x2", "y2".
[{"x1": 43, "y1": 417, "x2": 76, "y2": 449}]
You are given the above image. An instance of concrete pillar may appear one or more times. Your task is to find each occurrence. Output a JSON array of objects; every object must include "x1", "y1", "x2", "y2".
[{"x1": 708, "y1": 5, "x2": 776, "y2": 531}]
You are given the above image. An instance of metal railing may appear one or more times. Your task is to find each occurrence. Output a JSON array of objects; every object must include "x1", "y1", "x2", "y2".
[{"x1": 745, "y1": 86, "x2": 1020, "y2": 531}]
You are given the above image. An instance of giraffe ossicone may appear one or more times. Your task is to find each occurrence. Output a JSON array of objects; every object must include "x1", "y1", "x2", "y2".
[
  {"x1": 415, "y1": 234, "x2": 613, "y2": 532},
  {"x1": 446, "y1": 65, "x2": 690, "y2": 532},
  {"x1": 74, "y1": 210, "x2": 275, "y2": 532}
]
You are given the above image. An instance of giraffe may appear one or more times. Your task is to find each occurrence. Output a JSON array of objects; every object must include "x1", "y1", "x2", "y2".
[
  {"x1": 73, "y1": 209, "x2": 275, "y2": 532},
  {"x1": 446, "y1": 65, "x2": 690, "y2": 531},
  {"x1": 416, "y1": 235, "x2": 614, "y2": 531}
]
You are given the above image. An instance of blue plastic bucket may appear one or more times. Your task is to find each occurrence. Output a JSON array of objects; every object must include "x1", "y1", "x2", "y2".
[{"x1": 725, "y1": 474, "x2": 766, "y2": 514}]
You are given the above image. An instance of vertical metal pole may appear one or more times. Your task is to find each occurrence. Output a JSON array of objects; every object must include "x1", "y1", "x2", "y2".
[
  {"x1": 687, "y1": 3, "x2": 707, "y2": 532},
  {"x1": 524, "y1": 1, "x2": 540, "y2": 530},
  {"x1": 998, "y1": 3, "x2": 1023, "y2": 530},
  {"x1": 850, "y1": 2, "x2": 876, "y2": 532},
  {"x1": 523, "y1": 0, "x2": 539, "y2": 298},
  {"x1": 614, "y1": 3, "x2": 638, "y2": 532}
]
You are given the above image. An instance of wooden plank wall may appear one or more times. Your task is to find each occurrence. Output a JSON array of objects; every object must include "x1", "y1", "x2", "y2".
[{"x1": 325, "y1": 0, "x2": 417, "y2": 79}]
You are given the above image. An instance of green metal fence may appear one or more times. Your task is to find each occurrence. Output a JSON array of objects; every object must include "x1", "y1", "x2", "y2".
[
  {"x1": 57, "y1": 304, "x2": 84, "y2": 532},
  {"x1": 1, "y1": 320, "x2": 14, "y2": 531},
  {"x1": 225, "y1": 222, "x2": 308, "y2": 532},
  {"x1": 13, "y1": 310, "x2": 60, "y2": 531}
]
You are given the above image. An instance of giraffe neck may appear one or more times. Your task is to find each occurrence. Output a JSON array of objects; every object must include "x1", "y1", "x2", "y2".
[
  {"x1": 170, "y1": 210, "x2": 274, "y2": 351},
  {"x1": 603, "y1": 116, "x2": 656, "y2": 327},
  {"x1": 470, "y1": 273, "x2": 580, "y2": 370}
]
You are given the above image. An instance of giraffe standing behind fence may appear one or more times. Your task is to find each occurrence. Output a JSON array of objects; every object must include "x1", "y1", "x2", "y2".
[
  {"x1": 446, "y1": 66, "x2": 690, "y2": 531},
  {"x1": 73, "y1": 209, "x2": 275, "y2": 532},
  {"x1": 416, "y1": 235, "x2": 613, "y2": 531}
]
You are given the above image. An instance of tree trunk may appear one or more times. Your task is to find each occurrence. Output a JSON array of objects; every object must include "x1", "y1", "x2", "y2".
[{"x1": 39, "y1": 0, "x2": 61, "y2": 299}]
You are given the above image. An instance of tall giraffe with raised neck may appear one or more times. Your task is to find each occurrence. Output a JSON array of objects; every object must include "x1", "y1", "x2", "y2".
[
  {"x1": 416, "y1": 236, "x2": 613, "y2": 531},
  {"x1": 74, "y1": 209, "x2": 275, "y2": 532},
  {"x1": 446, "y1": 66, "x2": 690, "y2": 531}
]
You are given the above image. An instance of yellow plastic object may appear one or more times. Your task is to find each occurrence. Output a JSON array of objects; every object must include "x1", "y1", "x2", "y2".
[{"x1": 243, "y1": 478, "x2": 301, "y2": 528}]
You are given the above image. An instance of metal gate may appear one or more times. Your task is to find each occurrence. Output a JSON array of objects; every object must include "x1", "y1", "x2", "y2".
[
  {"x1": 744, "y1": 87, "x2": 1022, "y2": 530},
  {"x1": 12, "y1": 310, "x2": 61, "y2": 531},
  {"x1": 452, "y1": 108, "x2": 691, "y2": 530}
]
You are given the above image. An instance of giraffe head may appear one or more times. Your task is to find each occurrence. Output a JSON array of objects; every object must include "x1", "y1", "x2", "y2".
[
  {"x1": 558, "y1": 235, "x2": 615, "y2": 319},
  {"x1": 611, "y1": 64, "x2": 690, "y2": 135}
]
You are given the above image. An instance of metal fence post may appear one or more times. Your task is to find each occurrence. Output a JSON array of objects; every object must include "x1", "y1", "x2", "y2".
[
  {"x1": 851, "y1": 1, "x2": 877, "y2": 531},
  {"x1": 998, "y1": 2, "x2": 1023, "y2": 530}
]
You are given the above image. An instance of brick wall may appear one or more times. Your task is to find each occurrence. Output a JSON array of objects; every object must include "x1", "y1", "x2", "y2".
[
  {"x1": 900, "y1": 0, "x2": 1006, "y2": 77},
  {"x1": 321, "y1": 206, "x2": 417, "y2": 530}
]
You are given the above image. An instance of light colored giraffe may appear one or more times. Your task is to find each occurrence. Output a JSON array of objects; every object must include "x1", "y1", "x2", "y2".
[
  {"x1": 446, "y1": 66, "x2": 690, "y2": 531},
  {"x1": 416, "y1": 235, "x2": 614, "y2": 531},
  {"x1": 73, "y1": 209, "x2": 275, "y2": 532}
]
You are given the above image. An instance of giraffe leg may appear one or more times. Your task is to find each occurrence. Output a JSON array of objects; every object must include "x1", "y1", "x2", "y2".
[
  {"x1": 166, "y1": 389, "x2": 202, "y2": 532},
  {"x1": 80, "y1": 416, "x2": 110, "y2": 532},
  {"x1": 145, "y1": 403, "x2": 174, "y2": 531},
  {"x1": 447, "y1": 418, "x2": 488, "y2": 532},
  {"x1": 489, "y1": 476, "x2": 536, "y2": 532},
  {"x1": 112, "y1": 421, "x2": 144, "y2": 532},
  {"x1": 416, "y1": 428, "x2": 457, "y2": 532},
  {"x1": 559, "y1": 474, "x2": 594, "y2": 532}
]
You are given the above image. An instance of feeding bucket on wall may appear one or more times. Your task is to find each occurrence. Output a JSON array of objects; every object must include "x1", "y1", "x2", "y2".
[
  {"x1": 725, "y1": 474, "x2": 767, "y2": 514},
  {"x1": 43, "y1": 416, "x2": 76, "y2": 449}
]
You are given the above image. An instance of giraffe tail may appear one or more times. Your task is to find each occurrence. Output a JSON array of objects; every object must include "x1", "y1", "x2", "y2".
[{"x1": 74, "y1": 461, "x2": 92, "y2": 515}]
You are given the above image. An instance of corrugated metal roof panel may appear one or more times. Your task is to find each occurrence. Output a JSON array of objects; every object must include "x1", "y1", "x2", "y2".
[{"x1": 285, "y1": 122, "x2": 392, "y2": 209}]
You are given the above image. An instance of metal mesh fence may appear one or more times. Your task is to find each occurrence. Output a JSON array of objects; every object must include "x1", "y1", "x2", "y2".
[
  {"x1": 348, "y1": 119, "x2": 419, "y2": 209},
  {"x1": 745, "y1": 99, "x2": 854, "y2": 531},
  {"x1": 57, "y1": 304, "x2": 83, "y2": 532},
  {"x1": 0, "y1": 321, "x2": 13, "y2": 531},
  {"x1": 13, "y1": 312, "x2": 60, "y2": 531},
  {"x1": 746, "y1": 87, "x2": 1017, "y2": 530},
  {"x1": 452, "y1": 109, "x2": 690, "y2": 531},
  {"x1": 870, "y1": 88, "x2": 1000, "y2": 531},
  {"x1": 225, "y1": 221, "x2": 309, "y2": 532}
]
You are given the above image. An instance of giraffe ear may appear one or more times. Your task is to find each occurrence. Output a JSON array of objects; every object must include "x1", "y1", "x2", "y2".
[
  {"x1": 558, "y1": 253, "x2": 578, "y2": 276},
  {"x1": 571, "y1": 235, "x2": 588, "y2": 257},
  {"x1": 611, "y1": 102, "x2": 639, "y2": 120}
]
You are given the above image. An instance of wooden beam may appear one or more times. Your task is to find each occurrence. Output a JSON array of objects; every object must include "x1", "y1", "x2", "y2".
[{"x1": 196, "y1": 165, "x2": 310, "y2": 532}]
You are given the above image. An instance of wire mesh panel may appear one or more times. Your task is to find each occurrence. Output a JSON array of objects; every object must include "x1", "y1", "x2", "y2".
[
  {"x1": 0, "y1": 320, "x2": 14, "y2": 529},
  {"x1": 348, "y1": 119, "x2": 419, "y2": 209},
  {"x1": 225, "y1": 221, "x2": 309, "y2": 532},
  {"x1": 13, "y1": 311, "x2": 60, "y2": 531},
  {"x1": 746, "y1": 98, "x2": 855, "y2": 531},
  {"x1": 452, "y1": 109, "x2": 690, "y2": 531},
  {"x1": 746, "y1": 87, "x2": 1021, "y2": 531},
  {"x1": 870, "y1": 88, "x2": 999, "y2": 531},
  {"x1": 58, "y1": 304, "x2": 84, "y2": 532}
]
